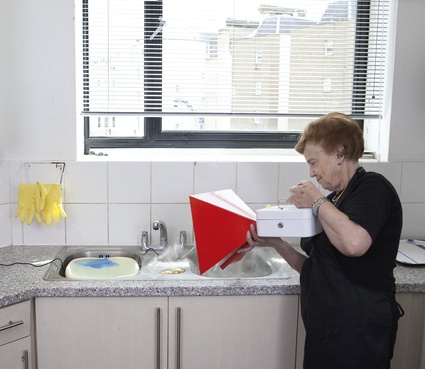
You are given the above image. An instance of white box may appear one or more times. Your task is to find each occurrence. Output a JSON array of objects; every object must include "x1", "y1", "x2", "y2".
[{"x1": 256, "y1": 205, "x2": 323, "y2": 237}]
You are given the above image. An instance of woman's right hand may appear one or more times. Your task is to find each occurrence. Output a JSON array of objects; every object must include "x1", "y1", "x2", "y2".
[
  {"x1": 240, "y1": 224, "x2": 282, "y2": 253},
  {"x1": 243, "y1": 224, "x2": 307, "y2": 273}
]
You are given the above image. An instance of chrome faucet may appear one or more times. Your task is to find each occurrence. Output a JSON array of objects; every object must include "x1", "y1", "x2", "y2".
[
  {"x1": 153, "y1": 220, "x2": 168, "y2": 248},
  {"x1": 141, "y1": 220, "x2": 168, "y2": 251},
  {"x1": 141, "y1": 231, "x2": 150, "y2": 251}
]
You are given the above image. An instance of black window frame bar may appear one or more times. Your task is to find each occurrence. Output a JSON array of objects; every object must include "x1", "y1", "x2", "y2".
[{"x1": 83, "y1": 0, "x2": 369, "y2": 154}]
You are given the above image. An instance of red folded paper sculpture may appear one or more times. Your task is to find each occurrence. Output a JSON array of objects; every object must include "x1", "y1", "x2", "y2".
[{"x1": 189, "y1": 189, "x2": 256, "y2": 274}]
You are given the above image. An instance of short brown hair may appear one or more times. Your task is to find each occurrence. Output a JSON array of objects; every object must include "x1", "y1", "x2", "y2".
[{"x1": 295, "y1": 112, "x2": 364, "y2": 160}]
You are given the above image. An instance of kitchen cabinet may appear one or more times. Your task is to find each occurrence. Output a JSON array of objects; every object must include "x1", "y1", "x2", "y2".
[
  {"x1": 168, "y1": 295, "x2": 299, "y2": 369},
  {"x1": 36, "y1": 297, "x2": 168, "y2": 369},
  {"x1": 36, "y1": 295, "x2": 299, "y2": 369},
  {"x1": 390, "y1": 293, "x2": 425, "y2": 369},
  {"x1": 0, "y1": 300, "x2": 33, "y2": 369},
  {"x1": 295, "y1": 301, "x2": 305, "y2": 369}
]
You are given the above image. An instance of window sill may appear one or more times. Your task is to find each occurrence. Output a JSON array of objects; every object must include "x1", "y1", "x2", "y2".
[
  {"x1": 79, "y1": 149, "x2": 377, "y2": 164},
  {"x1": 79, "y1": 148, "x2": 307, "y2": 162}
]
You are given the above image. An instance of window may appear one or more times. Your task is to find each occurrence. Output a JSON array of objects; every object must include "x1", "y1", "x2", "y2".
[
  {"x1": 324, "y1": 40, "x2": 334, "y2": 55},
  {"x1": 323, "y1": 77, "x2": 332, "y2": 93},
  {"x1": 256, "y1": 50, "x2": 263, "y2": 64},
  {"x1": 82, "y1": 0, "x2": 390, "y2": 154},
  {"x1": 255, "y1": 82, "x2": 262, "y2": 96}
]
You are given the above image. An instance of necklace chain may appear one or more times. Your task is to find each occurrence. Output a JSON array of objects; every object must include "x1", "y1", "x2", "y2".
[
  {"x1": 331, "y1": 167, "x2": 362, "y2": 206},
  {"x1": 331, "y1": 188, "x2": 346, "y2": 205}
]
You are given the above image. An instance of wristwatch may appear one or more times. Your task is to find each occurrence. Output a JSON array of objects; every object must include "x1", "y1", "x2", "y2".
[{"x1": 311, "y1": 196, "x2": 329, "y2": 217}]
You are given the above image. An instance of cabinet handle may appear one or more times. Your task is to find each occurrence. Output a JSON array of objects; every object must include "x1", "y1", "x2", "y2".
[
  {"x1": 176, "y1": 307, "x2": 181, "y2": 369},
  {"x1": 22, "y1": 350, "x2": 29, "y2": 369},
  {"x1": 0, "y1": 320, "x2": 24, "y2": 331},
  {"x1": 156, "y1": 307, "x2": 161, "y2": 369}
]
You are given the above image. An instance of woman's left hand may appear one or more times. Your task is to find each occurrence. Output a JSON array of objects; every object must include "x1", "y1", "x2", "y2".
[{"x1": 287, "y1": 180, "x2": 323, "y2": 208}]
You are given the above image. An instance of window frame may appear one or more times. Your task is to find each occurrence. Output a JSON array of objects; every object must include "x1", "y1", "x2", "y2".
[{"x1": 82, "y1": 0, "x2": 373, "y2": 155}]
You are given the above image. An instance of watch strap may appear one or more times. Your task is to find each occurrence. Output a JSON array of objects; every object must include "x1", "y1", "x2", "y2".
[{"x1": 312, "y1": 196, "x2": 329, "y2": 217}]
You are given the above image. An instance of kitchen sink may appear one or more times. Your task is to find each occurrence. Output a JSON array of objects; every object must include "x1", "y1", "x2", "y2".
[
  {"x1": 184, "y1": 247, "x2": 280, "y2": 278},
  {"x1": 43, "y1": 245, "x2": 289, "y2": 281},
  {"x1": 43, "y1": 247, "x2": 144, "y2": 281}
]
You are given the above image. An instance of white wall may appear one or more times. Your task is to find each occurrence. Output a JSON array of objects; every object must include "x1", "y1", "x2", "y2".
[
  {"x1": 387, "y1": 0, "x2": 425, "y2": 162},
  {"x1": 0, "y1": 0, "x2": 76, "y2": 161},
  {"x1": 0, "y1": 0, "x2": 6, "y2": 160},
  {"x1": 0, "y1": 0, "x2": 425, "y2": 247}
]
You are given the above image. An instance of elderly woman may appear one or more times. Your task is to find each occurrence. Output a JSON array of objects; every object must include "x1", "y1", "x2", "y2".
[{"x1": 245, "y1": 112, "x2": 403, "y2": 369}]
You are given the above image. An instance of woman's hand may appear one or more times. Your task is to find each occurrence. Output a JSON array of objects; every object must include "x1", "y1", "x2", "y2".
[
  {"x1": 243, "y1": 224, "x2": 307, "y2": 273},
  {"x1": 287, "y1": 180, "x2": 323, "y2": 208},
  {"x1": 242, "y1": 223, "x2": 262, "y2": 252},
  {"x1": 239, "y1": 224, "x2": 284, "y2": 253},
  {"x1": 288, "y1": 182, "x2": 372, "y2": 257}
]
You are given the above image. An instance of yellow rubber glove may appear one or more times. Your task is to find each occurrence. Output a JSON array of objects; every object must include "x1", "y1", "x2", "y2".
[
  {"x1": 43, "y1": 184, "x2": 66, "y2": 226},
  {"x1": 15, "y1": 182, "x2": 48, "y2": 225}
]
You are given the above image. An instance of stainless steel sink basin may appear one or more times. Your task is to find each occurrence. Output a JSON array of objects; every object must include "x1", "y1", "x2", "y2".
[
  {"x1": 43, "y1": 245, "x2": 289, "y2": 281},
  {"x1": 189, "y1": 251, "x2": 272, "y2": 278}
]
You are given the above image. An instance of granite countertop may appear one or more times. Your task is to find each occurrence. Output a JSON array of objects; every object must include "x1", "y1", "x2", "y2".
[{"x1": 0, "y1": 245, "x2": 424, "y2": 308}]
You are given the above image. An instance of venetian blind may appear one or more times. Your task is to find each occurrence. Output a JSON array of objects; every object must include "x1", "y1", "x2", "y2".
[{"x1": 82, "y1": 0, "x2": 389, "y2": 120}]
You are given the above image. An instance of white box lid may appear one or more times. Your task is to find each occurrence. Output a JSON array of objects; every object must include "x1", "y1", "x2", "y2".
[{"x1": 256, "y1": 205, "x2": 314, "y2": 220}]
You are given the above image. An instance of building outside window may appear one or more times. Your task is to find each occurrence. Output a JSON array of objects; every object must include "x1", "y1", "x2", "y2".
[{"x1": 82, "y1": 0, "x2": 390, "y2": 154}]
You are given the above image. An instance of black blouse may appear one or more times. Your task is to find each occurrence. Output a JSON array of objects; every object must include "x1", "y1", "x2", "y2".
[{"x1": 301, "y1": 167, "x2": 403, "y2": 292}]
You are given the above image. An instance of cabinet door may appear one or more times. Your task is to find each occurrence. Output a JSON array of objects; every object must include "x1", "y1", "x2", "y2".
[
  {"x1": 0, "y1": 336, "x2": 32, "y2": 369},
  {"x1": 295, "y1": 298, "x2": 305, "y2": 369},
  {"x1": 0, "y1": 300, "x2": 31, "y2": 346},
  {"x1": 169, "y1": 295, "x2": 299, "y2": 369},
  {"x1": 36, "y1": 297, "x2": 168, "y2": 369},
  {"x1": 391, "y1": 293, "x2": 425, "y2": 369}
]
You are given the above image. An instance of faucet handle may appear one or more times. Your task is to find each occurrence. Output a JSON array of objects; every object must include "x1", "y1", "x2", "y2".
[
  {"x1": 179, "y1": 230, "x2": 187, "y2": 247},
  {"x1": 141, "y1": 231, "x2": 149, "y2": 250}
]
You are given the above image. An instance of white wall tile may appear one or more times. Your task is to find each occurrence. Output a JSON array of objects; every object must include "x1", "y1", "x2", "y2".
[
  {"x1": 151, "y1": 204, "x2": 193, "y2": 245},
  {"x1": 237, "y1": 162, "x2": 279, "y2": 203},
  {"x1": 11, "y1": 214, "x2": 23, "y2": 245},
  {"x1": 108, "y1": 162, "x2": 151, "y2": 203},
  {"x1": 109, "y1": 204, "x2": 150, "y2": 245},
  {"x1": 25, "y1": 162, "x2": 66, "y2": 185},
  {"x1": 0, "y1": 204, "x2": 11, "y2": 246},
  {"x1": 278, "y1": 163, "x2": 322, "y2": 201},
  {"x1": 194, "y1": 162, "x2": 237, "y2": 194},
  {"x1": 0, "y1": 162, "x2": 10, "y2": 204},
  {"x1": 65, "y1": 204, "x2": 108, "y2": 245},
  {"x1": 64, "y1": 162, "x2": 107, "y2": 203},
  {"x1": 21, "y1": 218, "x2": 65, "y2": 245},
  {"x1": 400, "y1": 162, "x2": 425, "y2": 203},
  {"x1": 152, "y1": 162, "x2": 194, "y2": 203},
  {"x1": 400, "y1": 203, "x2": 425, "y2": 239},
  {"x1": 9, "y1": 161, "x2": 22, "y2": 205}
]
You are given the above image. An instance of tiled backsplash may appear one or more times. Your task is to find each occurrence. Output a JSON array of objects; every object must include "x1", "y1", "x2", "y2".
[{"x1": 1, "y1": 160, "x2": 425, "y2": 247}]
